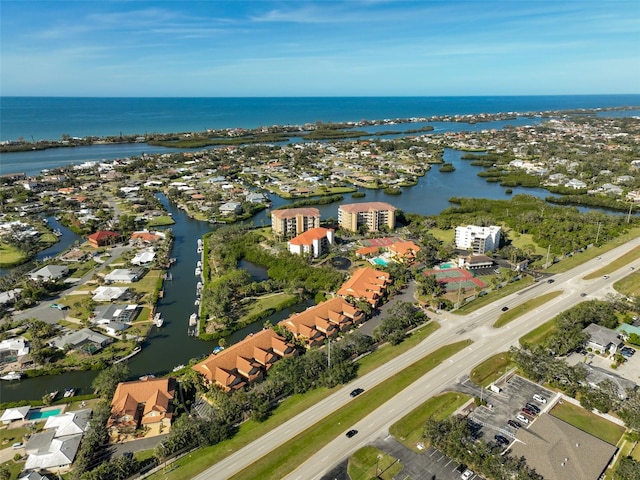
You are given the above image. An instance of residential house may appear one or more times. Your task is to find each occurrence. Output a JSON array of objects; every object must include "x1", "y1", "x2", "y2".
[
  {"x1": 24, "y1": 409, "x2": 92, "y2": 473},
  {"x1": 288, "y1": 227, "x2": 334, "y2": 258},
  {"x1": 271, "y1": 207, "x2": 321, "y2": 239},
  {"x1": 1, "y1": 406, "x2": 31, "y2": 424},
  {"x1": 338, "y1": 202, "x2": 396, "y2": 233},
  {"x1": 59, "y1": 248, "x2": 89, "y2": 263},
  {"x1": 583, "y1": 323, "x2": 621, "y2": 355},
  {"x1": 104, "y1": 268, "x2": 144, "y2": 283},
  {"x1": 130, "y1": 230, "x2": 165, "y2": 245},
  {"x1": 108, "y1": 377, "x2": 176, "y2": 440},
  {"x1": 130, "y1": 250, "x2": 156, "y2": 266},
  {"x1": 337, "y1": 267, "x2": 391, "y2": 307},
  {"x1": 48, "y1": 328, "x2": 112, "y2": 354},
  {"x1": 279, "y1": 297, "x2": 364, "y2": 347},
  {"x1": 87, "y1": 230, "x2": 120, "y2": 248},
  {"x1": 92, "y1": 286, "x2": 129, "y2": 302},
  {"x1": 0, "y1": 337, "x2": 29, "y2": 365},
  {"x1": 28, "y1": 265, "x2": 69, "y2": 282},
  {"x1": 219, "y1": 202, "x2": 242, "y2": 215},
  {"x1": 193, "y1": 329, "x2": 296, "y2": 391}
]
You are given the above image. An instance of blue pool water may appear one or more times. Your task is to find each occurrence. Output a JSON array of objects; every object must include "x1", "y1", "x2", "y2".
[
  {"x1": 373, "y1": 257, "x2": 389, "y2": 266},
  {"x1": 27, "y1": 408, "x2": 62, "y2": 420},
  {"x1": 439, "y1": 262, "x2": 456, "y2": 269}
]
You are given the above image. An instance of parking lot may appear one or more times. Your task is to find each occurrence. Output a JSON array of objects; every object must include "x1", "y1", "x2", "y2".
[
  {"x1": 566, "y1": 348, "x2": 640, "y2": 385},
  {"x1": 465, "y1": 375, "x2": 555, "y2": 445}
]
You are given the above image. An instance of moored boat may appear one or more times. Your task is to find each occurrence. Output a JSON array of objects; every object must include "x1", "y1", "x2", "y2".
[
  {"x1": 153, "y1": 312, "x2": 164, "y2": 327},
  {"x1": 64, "y1": 388, "x2": 76, "y2": 398},
  {"x1": 0, "y1": 371, "x2": 23, "y2": 381},
  {"x1": 189, "y1": 313, "x2": 197, "y2": 326}
]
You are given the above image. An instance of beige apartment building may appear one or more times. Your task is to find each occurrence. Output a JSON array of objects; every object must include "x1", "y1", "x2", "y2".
[
  {"x1": 338, "y1": 202, "x2": 396, "y2": 233},
  {"x1": 271, "y1": 207, "x2": 321, "y2": 239}
]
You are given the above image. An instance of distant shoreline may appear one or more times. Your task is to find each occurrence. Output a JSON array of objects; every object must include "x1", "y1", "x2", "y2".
[{"x1": 2, "y1": 104, "x2": 638, "y2": 154}]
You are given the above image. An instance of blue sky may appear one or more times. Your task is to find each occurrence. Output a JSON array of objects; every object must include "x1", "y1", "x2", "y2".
[{"x1": 1, "y1": 1, "x2": 639, "y2": 97}]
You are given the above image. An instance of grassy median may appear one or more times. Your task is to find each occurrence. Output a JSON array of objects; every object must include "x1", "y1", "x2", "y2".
[
  {"x1": 493, "y1": 291, "x2": 563, "y2": 328},
  {"x1": 230, "y1": 340, "x2": 472, "y2": 480},
  {"x1": 469, "y1": 352, "x2": 514, "y2": 387}
]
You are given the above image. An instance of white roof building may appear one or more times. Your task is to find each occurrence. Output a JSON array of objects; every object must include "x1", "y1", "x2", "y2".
[
  {"x1": 131, "y1": 250, "x2": 156, "y2": 266},
  {"x1": 1, "y1": 406, "x2": 31, "y2": 424},
  {"x1": 92, "y1": 286, "x2": 129, "y2": 302},
  {"x1": 454, "y1": 225, "x2": 502, "y2": 254},
  {"x1": 28, "y1": 265, "x2": 69, "y2": 281}
]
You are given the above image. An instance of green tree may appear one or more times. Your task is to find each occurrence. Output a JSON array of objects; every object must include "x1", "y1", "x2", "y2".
[{"x1": 91, "y1": 363, "x2": 130, "y2": 399}]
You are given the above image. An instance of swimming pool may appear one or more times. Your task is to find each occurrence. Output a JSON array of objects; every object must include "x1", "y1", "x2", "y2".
[
  {"x1": 373, "y1": 257, "x2": 388, "y2": 266},
  {"x1": 439, "y1": 262, "x2": 456, "y2": 269},
  {"x1": 27, "y1": 408, "x2": 62, "y2": 420}
]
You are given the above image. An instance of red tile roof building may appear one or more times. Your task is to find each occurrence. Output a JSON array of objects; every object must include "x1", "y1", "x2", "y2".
[
  {"x1": 387, "y1": 240, "x2": 421, "y2": 263},
  {"x1": 338, "y1": 202, "x2": 396, "y2": 233},
  {"x1": 107, "y1": 377, "x2": 176, "y2": 436},
  {"x1": 271, "y1": 207, "x2": 321, "y2": 239},
  {"x1": 192, "y1": 329, "x2": 297, "y2": 391},
  {"x1": 87, "y1": 230, "x2": 120, "y2": 248},
  {"x1": 279, "y1": 297, "x2": 364, "y2": 347},
  {"x1": 337, "y1": 267, "x2": 391, "y2": 306},
  {"x1": 288, "y1": 227, "x2": 335, "y2": 257}
]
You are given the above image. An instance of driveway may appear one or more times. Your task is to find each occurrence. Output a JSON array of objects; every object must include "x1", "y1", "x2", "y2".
[{"x1": 359, "y1": 280, "x2": 418, "y2": 337}]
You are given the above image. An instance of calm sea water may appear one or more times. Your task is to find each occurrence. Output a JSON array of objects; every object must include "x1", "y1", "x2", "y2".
[{"x1": 2, "y1": 95, "x2": 640, "y2": 142}]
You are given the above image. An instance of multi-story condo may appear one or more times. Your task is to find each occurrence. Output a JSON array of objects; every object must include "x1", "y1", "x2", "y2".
[
  {"x1": 271, "y1": 207, "x2": 321, "y2": 239},
  {"x1": 454, "y1": 225, "x2": 502, "y2": 254},
  {"x1": 338, "y1": 202, "x2": 396, "y2": 233}
]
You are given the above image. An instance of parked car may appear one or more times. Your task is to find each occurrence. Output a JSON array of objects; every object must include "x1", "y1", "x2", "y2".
[
  {"x1": 507, "y1": 420, "x2": 521, "y2": 429},
  {"x1": 525, "y1": 403, "x2": 541, "y2": 414},
  {"x1": 350, "y1": 388, "x2": 364, "y2": 397},
  {"x1": 621, "y1": 347, "x2": 635, "y2": 358},
  {"x1": 522, "y1": 408, "x2": 537, "y2": 417},
  {"x1": 50, "y1": 303, "x2": 68, "y2": 310},
  {"x1": 346, "y1": 429, "x2": 358, "y2": 438},
  {"x1": 516, "y1": 413, "x2": 530, "y2": 424},
  {"x1": 533, "y1": 394, "x2": 547, "y2": 404},
  {"x1": 495, "y1": 434, "x2": 510, "y2": 445},
  {"x1": 461, "y1": 469, "x2": 474, "y2": 480}
]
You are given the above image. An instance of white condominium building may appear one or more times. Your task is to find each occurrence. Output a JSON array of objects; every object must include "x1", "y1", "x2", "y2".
[{"x1": 455, "y1": 225, "x2": 501, "y2": 254}]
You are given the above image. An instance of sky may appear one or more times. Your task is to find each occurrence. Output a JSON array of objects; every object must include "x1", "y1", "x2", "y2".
[{"x1": 1, "y1": 1, "x2": 639, "y2": 97}]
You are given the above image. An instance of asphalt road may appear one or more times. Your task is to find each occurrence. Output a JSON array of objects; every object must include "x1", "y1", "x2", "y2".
[{"x1": 192, "y1": 236, "x2": 640, "y2": 480}]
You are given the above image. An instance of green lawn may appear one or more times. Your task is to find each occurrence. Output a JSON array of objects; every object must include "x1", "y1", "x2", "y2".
[
  {"x1": 389, "y1": 391, "x2": 471, "y2": 451},
  {"x1": 147, "y1": 216, "x2": 175, "y2": 227},
  {"x1": 0, "y1": 243, "x2": 26, "y2": 266},
  {"x1": 584, "y1": 245, "x2": 640, "y2": 280},
  {"x1": 469, "y1": 352, "x2": 513, "y2": 387},
  {"x1": 508, "y1": 231, "x2": 547, "y2": 257},
  {"x1": 456, "y1": 276, "x2": 535, "y2": 314},
  {"x1": 241, "y1": 292, "x2": 297, "y2": 318},
  {"x1": 429, "y1": 228, "x2": 455, "y2": 244},
  {"x1": 519, "y1": 318, "x2": 558, "y2": 347},
  {"x1": 493, "y1": 291, "x2": 563, "y2": 328},
  {"x1": 614, "y1": 271, "x2": 640, "y2": 298},
  {"x1": 348, "y1": 446, "x2": 402, "y2": 480},
  {"x1": 550, "y1": 401, "x2": 625, "y2": 445}
]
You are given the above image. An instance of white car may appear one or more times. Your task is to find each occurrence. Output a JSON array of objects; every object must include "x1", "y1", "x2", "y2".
[
  {"x1": 533, "y1": 394, "x2": 547, "y2": 404},
  {"x1": 461, "y1": 469, "x2": 474, "y2": 480},
  {"x1": 516, "y1": 413, "x2": 530, "y2": 424}
]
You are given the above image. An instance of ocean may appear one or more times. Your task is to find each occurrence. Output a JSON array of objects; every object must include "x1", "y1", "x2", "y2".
[{"x1": 2, "y1": 95, "x2": 640, "y2": 143}]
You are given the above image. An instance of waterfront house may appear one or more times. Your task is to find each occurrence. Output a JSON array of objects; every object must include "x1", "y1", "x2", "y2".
[
  {"x1": 48, "y1": 328, "x2": 112, "y2": 354},
  {"x1": 87, "y1": 230, "x2": 120, "y2": 248},
  {"x1": 1, "y1": 406, "x2": 31, "y2": 424},
  {"x1": 279, "y1": 297, "x2": 364, "y2": 347},
  {"x1": 108, "y1": 377, "x2": 176, "y2": 441},
  {"x1": 27, "y1": 265, "x2": 69, "y2": 282},
  {"x1": 192, "y1": 329, "x2": 296, "y2": 391},
  {"x1": 92, "y1": 286, "x2": 129, "y2": 302},
  {"x1": 104, "y1": 268, "x2": 144, "y2": 283},
  {"x1": 337, "y1": 267, "x2": 391, "y2": 307},
  {"x1": 0, "y1": 337, "x2": 30, "y2": 365}
]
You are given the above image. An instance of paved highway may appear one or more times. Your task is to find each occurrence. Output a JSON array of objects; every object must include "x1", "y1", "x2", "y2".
[{"x1": 194, "y1": 236, "x2": 640, "y2": 480}]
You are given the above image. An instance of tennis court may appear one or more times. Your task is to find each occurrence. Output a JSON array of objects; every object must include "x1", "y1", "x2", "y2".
[{"x1": 422, "y1": 267, "x2": 487, "y2": 292}]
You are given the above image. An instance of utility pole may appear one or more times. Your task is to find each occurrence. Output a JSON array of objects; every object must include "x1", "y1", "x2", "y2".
[
  {"x1": 327, "y1": 337, "x2": 331, "y2": 369},
  {"x1": 627, "y1": 203, "x2": 633, "y2": 224},
  {"x1": 595, "y1": 222, "x2": 602, "y2": 244}
]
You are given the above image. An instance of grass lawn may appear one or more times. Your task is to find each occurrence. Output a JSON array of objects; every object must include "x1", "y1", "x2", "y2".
[
  {"x1": 0, "y1": 243, "x2": 26, "y2": 266},
  {"x1": 583, "y1": 245, "x2": 640, "y2": 280},
  {"x1": 347, "y1": 446, "x2": 402, "y2": 480},
  {"x1": 550, "y1": 401, "x2": 625, "y2": 445},
  {"x1": 456, "y1": 276, "x2": 535, "y2": 314},
  {"x1": 547, "y1": 227, "x2": 640, "y2": 274},
  {"x1": 614, "y1": 271, "x2": 640, "y2": 298},
  {"x1": 508, "y1": 231, "x2": 547, "y2": 257},
  {"x1": 0, "y1": 459, "x2": 25, "y2": 479},
  {"x1": 389, "y1": 391, "x2": 471, "y2": 451},
  {"x1": 241, "y1": 293, "x2": 297, "y2": 319},
  {"x1": 633, "y1": 442, "x2": 640, "y2": 461},
  {"x1": 147, "y1": 216, "x2": 175, "y2": 227},
  {"x1": 519, "y1": 318, "x2": 558, "y2": 347},
  {"x1": 0, "y1": 425, "x2": 34, "y2": 446},
  {"x1": 469, "y1": 352, "x2": 513, "y2": 387},
  {"x1": 429, "y1": 228, "x2": 455, "y2": 244},
  {"x1": 148, "y1": 339, "x2": 469, "y2": 480},
  {"x1": 493, "y1": 291, "x2": 563, "y2": 328}
]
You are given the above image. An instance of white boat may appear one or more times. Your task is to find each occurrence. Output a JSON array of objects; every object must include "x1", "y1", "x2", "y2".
[
  {"x1": 212, "y1": 346, "x2": 225, "y2": 354},
  {"x1": 63, "y1": 388, "x2": 76, "y2": 398},
  {"x1": 189, "y1": 313, "x2": 197, "y2": 326},
  {"x1": 0, "y1": 371, "x2": 22, "y2": 381},
  {"x1": 153, "y1": 312, "x2": 164, "y2": 327},
  {"x1": 172, "y1": 364, "x2": 185, "y2": 372},
  {"x1": 195, "y1": 267, "x2": 202, "y2": 276},
  {"x1": 194, "y1": 299, "x2": 200, "y2": 306},
  {"x1": 197, "y1": 260, "x2": 202, "y2": 268},
  {"x1": 48, "y1": 390, "x2": 59, "y2": 401}
]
